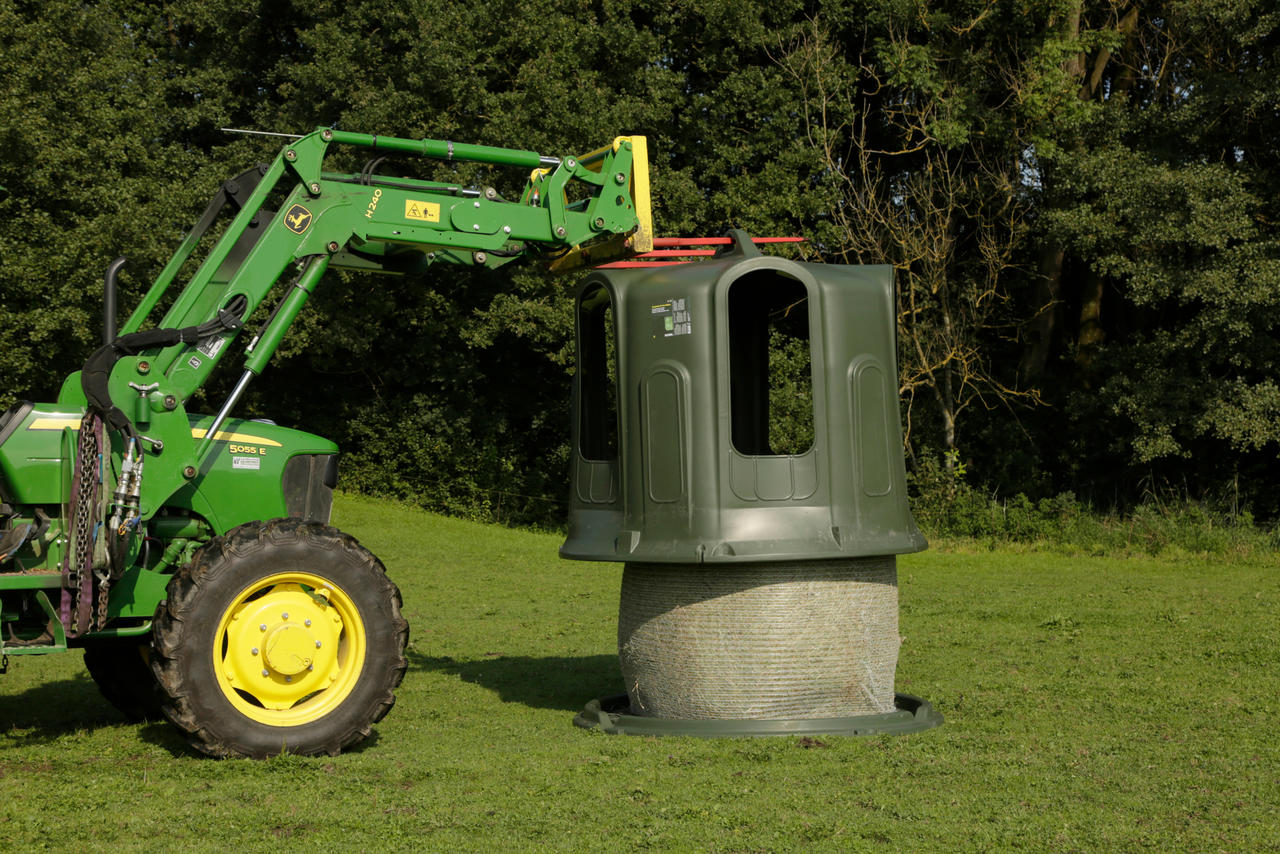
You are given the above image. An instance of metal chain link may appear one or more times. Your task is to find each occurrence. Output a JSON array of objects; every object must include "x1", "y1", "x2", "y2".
[
  {"x1": 65, "y1": 413, "x2": 103, "y2": 634},
  {"x1": 95, "y1": 577, "x2": 111, "y2": 632}
]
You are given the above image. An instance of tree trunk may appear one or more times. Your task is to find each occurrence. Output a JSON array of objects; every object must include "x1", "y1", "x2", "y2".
[
  {"x1": 1071, "y1": 5, "x2": 1137, "y2": 373},
  {"x1": 1075, "y1": 268, "x2": 1105, "y2": 369},
  {"x1": 1020, "y1": 243, "x2": 1065, "y2": 384}
]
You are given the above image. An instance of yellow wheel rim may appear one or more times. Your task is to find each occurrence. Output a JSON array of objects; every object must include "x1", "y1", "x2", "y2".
[{"x1": 213, "y1": 572, "x2": 366, "y2": 726}]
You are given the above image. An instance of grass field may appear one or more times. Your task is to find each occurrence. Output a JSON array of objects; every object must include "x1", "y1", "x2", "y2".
[{"x1": 1, "y1": 493, "x2": 1277, "y2": 851}]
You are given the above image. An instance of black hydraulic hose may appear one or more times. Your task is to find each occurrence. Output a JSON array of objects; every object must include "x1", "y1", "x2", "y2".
[
  {"x1": 329, "y1": 174, "x2": 475, "y2": 197},
  {"x1": 81, "y1": 295, "x2": 248, "y2": 438},
  {"x1": 360, "y1": 156, "x2": 388, "y2": 184}
]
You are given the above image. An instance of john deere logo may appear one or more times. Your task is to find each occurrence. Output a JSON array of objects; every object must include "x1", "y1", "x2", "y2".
[{"x1": 284, "y1": 204, "x2": 313, "y2": 234}]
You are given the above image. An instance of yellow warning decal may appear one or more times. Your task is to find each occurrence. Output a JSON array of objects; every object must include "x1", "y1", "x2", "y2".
[
  {"x1": 404, "y1": 199, "x2": 441, "y2": 223},
  {"x1": 191, "y1": 428, "x2": 283, "y2": 448}
]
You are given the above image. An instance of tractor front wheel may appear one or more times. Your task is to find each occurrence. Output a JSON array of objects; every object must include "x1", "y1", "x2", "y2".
[{"x1": 150, "y1": 518, "x2": 408, "y2": 758}]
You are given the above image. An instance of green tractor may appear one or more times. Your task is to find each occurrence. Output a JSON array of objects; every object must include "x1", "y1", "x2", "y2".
[{"x1": 0, "y1": 128, "x2": 652, "y2": 757}]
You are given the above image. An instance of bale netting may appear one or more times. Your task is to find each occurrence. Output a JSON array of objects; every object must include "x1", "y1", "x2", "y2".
[{"x1": 618, "y1": 557, "x2": 900, "y2": 720}]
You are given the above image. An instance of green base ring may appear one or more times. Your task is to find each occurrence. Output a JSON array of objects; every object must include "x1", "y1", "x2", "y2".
[{"x1": 574, "y1": 692, "x2": 943, "y2": 738}]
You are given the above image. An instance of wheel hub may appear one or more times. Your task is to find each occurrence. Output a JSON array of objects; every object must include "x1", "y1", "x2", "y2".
[
  {"x1": 263, "y1": 623, "x2": 314, "y2": 676},
  {"x1": 220, "y1": 583, "x2": 348, "y2": 710}
]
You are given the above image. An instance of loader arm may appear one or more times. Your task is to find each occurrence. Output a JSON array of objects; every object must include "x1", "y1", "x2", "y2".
[{"x1": 72, "y1": 128, "x2": 652, "y2": 524}]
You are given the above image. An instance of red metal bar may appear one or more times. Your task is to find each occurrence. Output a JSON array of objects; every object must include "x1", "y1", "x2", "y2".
[
  {"x1": 596, "y1": 236, "x2": 805, "y2": 269},
  {"x1": 650, "y1": 237, "x2": 805, "y2": 247},
  {"x1": 651, "y1": 237, "x2": 734, "y2": 246},
  {"x1": 639, "y1": 249, "x2": 719, "y2": 258}
]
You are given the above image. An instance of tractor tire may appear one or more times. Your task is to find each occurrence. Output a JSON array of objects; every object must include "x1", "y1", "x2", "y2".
[
  {"x1": 83, "y1": 637, "x2": 165, "y2": 722},
  {"x1": 150, "y1": 518, "x2": 408, "y2": 758}
]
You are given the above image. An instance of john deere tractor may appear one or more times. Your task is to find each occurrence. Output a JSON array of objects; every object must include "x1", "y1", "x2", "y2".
[{"x1": 0, "y1": 128, "x2": 652, "y2": 757}]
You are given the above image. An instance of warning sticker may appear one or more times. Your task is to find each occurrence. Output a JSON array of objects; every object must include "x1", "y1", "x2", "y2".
[
  {"x1": 197, "y1": 335, "x2": 225, "y2": 360},
  {"x1": 404, "y1": 199, "x2": 441, "y2": 223},
  {"x1": 232, "y1": 456, "x2": 261, "y2": 471},
  {"x1": 651, "y1": 297, "x2": 693, "y2": 338}
]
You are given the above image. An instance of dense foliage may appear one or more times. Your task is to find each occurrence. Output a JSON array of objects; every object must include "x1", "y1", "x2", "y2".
[{"x1": 1, "y1": 0, "x2": 1276, "y2": 526}]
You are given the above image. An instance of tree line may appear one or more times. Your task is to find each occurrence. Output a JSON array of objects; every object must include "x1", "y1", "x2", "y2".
[{"x1": 1, "y1": 0, "x2": 1277, "y2": 525}]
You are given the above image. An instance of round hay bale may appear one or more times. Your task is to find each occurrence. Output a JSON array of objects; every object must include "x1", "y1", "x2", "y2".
[{"x1": 618, "y1": 558, "x2": 899, "y2": 719}]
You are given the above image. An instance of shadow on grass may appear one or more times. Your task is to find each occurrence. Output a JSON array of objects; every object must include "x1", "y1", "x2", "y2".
[
  {"x1": 0, "y1": 677, "x2": 390, "y2": 758},
  {"x1": 407, "y1": 650, "x2": 623, "y2": 712},
  {"x1": 0, "y1": 671, "x2": 176, "y2": 747},
  {"x1": 1, "y1": 652, "x2": 621, "y2": 753}
]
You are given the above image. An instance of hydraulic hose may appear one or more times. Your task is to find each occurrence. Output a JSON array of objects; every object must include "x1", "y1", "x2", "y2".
[{"x1": 80, "y1": 296, "x2": 248, "y2": 437}]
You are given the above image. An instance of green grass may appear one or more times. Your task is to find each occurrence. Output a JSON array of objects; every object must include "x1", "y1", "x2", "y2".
[{"x1": 2, "y1": 493, "x2": 1278, "y2": 851}]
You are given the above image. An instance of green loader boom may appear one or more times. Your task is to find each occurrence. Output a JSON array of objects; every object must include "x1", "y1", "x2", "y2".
[{"x1": 0, "y1": 128, "x2": 652, "y2": 757}]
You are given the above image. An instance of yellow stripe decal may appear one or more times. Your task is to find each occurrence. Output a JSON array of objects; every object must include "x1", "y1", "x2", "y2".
[
  {"x1": 190, "y1": 428, "x2": 283, "y2": 447},
  {"x1": 28, "y1": 417, "x2": 82, "y2": 431},
  {"x1": 27, "y1": 418, "x2": 282, "y2": 448}
]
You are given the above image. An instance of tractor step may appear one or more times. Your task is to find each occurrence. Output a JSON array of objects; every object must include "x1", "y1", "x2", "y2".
[{"x1": 0, "y1": 588, "x2": 68, "y2": 655}]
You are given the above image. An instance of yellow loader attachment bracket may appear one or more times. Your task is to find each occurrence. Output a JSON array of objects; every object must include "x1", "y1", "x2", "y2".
[{"x1": 547, "y1": 135, "x2": 653, "y2": 273}]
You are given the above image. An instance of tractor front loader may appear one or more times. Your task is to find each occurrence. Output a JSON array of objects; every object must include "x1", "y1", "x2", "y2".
[{"x1": 0, "y1": 128, "x2": 652, "y2": 757}]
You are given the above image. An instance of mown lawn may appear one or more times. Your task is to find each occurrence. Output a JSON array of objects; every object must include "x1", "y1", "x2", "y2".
[{"x1": 1, "y1": 493, "x2": 1276, "y2": 851}]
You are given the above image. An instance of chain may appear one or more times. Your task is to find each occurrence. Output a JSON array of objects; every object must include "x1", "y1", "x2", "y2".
[
  {"x1": 95, "y1": 576, "x2": 112, "y2": 632},
  {"x1": 63, "y1": 412, "x2": 104, "y2": 636}
]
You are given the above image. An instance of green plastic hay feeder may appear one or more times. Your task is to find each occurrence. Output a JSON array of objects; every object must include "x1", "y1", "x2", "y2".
[{"x1": 562, "y1": 232, "x2": 940, "y2": 738}]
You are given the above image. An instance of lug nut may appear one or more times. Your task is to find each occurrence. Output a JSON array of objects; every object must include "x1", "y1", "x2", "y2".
[{"x1": 251, "y1": 647, "x2": 259, "y2": 655}]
